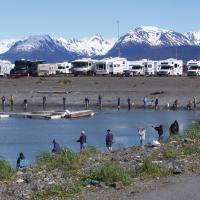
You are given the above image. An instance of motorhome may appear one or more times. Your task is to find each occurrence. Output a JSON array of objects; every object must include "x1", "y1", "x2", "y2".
[
  {"x1": 127, "y1": 60, "x2": 145, "y2": 76},
  {"x1": 157, "y1": 58, "x2": 183, "y2": 76},
  {"x1": 71, "y1": 58, "x2": 96, "y2": 75},
  {"x1": 187, "y1": 60, "x2": 200, "y2": 76},
  {"x1": 10, "y1": 60, "x2": 45, "y2": 77},
  {"x1": 0, "y1": 60, "x2": 14, "y2": 77},
  {"x1": 56, "y1": 62, "x2": 72, "y2": 74},
  {"x1": 37, "y1": 63, "x2": 57, "y2": 76},
  {"x1": 95, "y1": 57, "x2": 128, "y2": 75}
]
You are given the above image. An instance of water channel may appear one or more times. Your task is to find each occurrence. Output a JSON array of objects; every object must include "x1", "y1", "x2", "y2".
[{"x1": 0, "y1": 109, "x2": 199, "y2": 167}]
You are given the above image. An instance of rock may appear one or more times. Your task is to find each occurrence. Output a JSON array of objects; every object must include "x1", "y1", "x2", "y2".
[
  {"x1": 16, "y1": 179, "x2": 24, "y2": 183},
  {"x1": 16, "y1": 171, "x2": 24, "y2": 176},
  {"x1": 183, "y1": 138, "x2": 195, "y2": 144},
  {"x1": 111, "y1": 181, "x2": 124, "y2": 190},
  {"x1": 173, "y1": 165, "x2": 182, "y2": 174}
]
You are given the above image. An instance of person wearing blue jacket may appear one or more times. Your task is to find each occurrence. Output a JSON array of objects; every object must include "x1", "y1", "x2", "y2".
[{"x1": 106, "y1": 129, "x2": 113, "y2": 151}]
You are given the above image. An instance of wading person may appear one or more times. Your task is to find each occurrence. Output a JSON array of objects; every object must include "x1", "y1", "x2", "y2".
[
  {"x1": 169, "y1": 120, "x2": 179, "y2": 135},
  {"x1": 152, "y1": 124, "x2": 164, "y2": 142},
  {"x1": 117, "y1": 97, "x2": 120, "y2": 110},
  {"x1": 106, "y1": 129, "x2": 113, "y2": 151},
  {"x1": 127, "y1": 97, "x2": 131, "y2": 110},
  {"x1": 98, "y1": 95, "x2": 102, "y2": 109},
  {"x1": 52, "y1": 139, "x2": 62, "y2": 154},
  {"x1": 77, "y1": 130, "x2": 87, "y2": 153},
  {"x1": 16, "y1": 152, "x2": 27, "y2": 170},
  {"x1": 137, "y1": 128, "x2": 146, "y2": 147}
]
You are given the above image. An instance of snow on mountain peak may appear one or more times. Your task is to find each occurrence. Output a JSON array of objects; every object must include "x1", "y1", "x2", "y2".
[
  {"x1": 185, "y1": 31, "x2": 200, "y2": 45},
  {"x1": 0, "y1": 39, "x2": 18, "y2": 54}
]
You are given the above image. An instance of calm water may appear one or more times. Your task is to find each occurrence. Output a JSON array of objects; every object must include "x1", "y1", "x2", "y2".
[{"x1": 0, "y1": 109, "x2": 199, "y2": 167}]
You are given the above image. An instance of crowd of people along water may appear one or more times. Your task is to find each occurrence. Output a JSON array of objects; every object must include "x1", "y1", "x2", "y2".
[{"x1": 0, "y1": 108, "x2": 199, "y2": 167}]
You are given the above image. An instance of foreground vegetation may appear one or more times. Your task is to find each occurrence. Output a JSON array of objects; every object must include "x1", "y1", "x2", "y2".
[{"x1": 1, "y1": 121, "x2": 200, "y2": 199}]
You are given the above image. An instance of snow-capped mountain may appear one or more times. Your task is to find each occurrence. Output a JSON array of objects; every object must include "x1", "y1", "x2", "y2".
[
  {"x1": 117, "y1": 26, "x2": 191, "y2": 47},
  {"x1": 58, "y1": 34, "x2": 116, "y2": 56},
  {"x1": 0, "y1": 39, "x2": 18, "y2": 54},
  {"x1": 185, "y1": 31, "x2": 200, "y2": 45}
]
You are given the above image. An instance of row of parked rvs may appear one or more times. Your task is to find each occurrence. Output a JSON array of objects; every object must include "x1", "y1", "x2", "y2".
[{"x1": 1, "y1": 58, "x2": 200, "y2": 77}]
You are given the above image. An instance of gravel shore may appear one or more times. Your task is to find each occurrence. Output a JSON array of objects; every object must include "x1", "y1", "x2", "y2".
[{"x1": 0, "y1": 76, "x2": 199, "y2": 111}]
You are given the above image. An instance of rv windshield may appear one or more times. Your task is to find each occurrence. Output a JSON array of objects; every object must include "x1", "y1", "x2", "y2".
[
  {"x1": 72, "y1": 62, "x2": 88, "y2": 68},
  {"x1": 189, "y1": 66, "x2": 199, "y2": 70},
  {"x1": 161, "y1": 66, "x2": 172, "y2": 70},
  {"x1": 58, "y1": 66, "x2": 65, "y2": 69},
  {"x1": 131, "y1": 65, "x2": 142, "y2": 70}
]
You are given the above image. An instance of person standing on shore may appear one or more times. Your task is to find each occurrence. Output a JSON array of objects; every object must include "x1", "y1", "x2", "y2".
[
  {"x1": 193, "y1": 97, "x2": 197, "y2": 109},
  {"x1": 137, "y1": 128, "x2": 146, "y2": 147},
  {"x1": 1, "y1": 96, "x2": 5, "y2": 111},
  {"x1": 117, "y1": 97, "x2": 120, "y2": 110},
  {"x1": 43, "y1": 96, "x2": 46, "y2": 110},
  {"x1": 155, "y1": 98, "x2": 158, "y2": 110},
  {"x1": 10, "y1": 95, "x2": 14, "y2": 111},
  {"x1": 106, "y1": 129, "x2": 113, "y2": 151},
  {"x1": 169, "y1": 120, "x2": 179, "y2": 135},
  {"x1": 77, "y1": 130, "x2": 87, "y2": 153},
  {"x1": 143, "y1": 96, "x2": 148, "y2": 109},
  {"x1": 152, "y1": 125, "x2": 164, "y2": 142}
]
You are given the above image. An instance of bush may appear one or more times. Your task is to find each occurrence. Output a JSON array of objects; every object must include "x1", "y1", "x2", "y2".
[
  {"x1": 0, "y1": 159, "x2": 15, "y2": 180},
  {"x1": 83, "y1": 161, "x2": 131, "y2": 185},
  {"x1": 142, "y1": 158, "x2": 160, "y2": 175},
  {"x1": 36, "y1": 148, "x2": 81, "y2": 173}
]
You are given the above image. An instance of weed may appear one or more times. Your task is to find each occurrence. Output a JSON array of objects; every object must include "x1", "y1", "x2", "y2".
[
  {"x1": 83, "y1": 161, "x2": 131, "y2": 185},
  {"x1": 183, "y1": 145, "x2": 200, "y2": 155},
  {"x1": 0, "y1": 159, "x2": 15, "y2": 180},
  {"x1": 162, "y1": 149, "x2": 179, "y2": 160},
  {"x1": 141, "y1": 158, "x2": 160, "y2": 175}
]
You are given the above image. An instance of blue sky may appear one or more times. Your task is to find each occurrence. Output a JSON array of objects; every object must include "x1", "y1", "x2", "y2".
[{"x1": 0, "y1": 0, "x2": 200, "y2": 40}]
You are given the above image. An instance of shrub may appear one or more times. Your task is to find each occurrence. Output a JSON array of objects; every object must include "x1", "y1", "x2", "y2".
[
  {"x1": 0, "y1": 159, "x2": 15, "y2": 180},
  {"x1": 36, "y1": 148, "x2": 81, "y2": 173},
  {"x1": 142, "y1": 158, "x2": 160, "y2": 175},
  {"x1": 83, "y1": 161, "x2": 131, "y2": 185}
]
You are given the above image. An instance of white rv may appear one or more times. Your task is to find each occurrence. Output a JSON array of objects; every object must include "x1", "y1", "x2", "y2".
[
  {"x1": 95, "y1": 57, "x2": 128, "y2": 75},
  {"x1": 157, "y1": 58, "x2": 183, "y2": 76},
  {"x1": 71, "y1": 58, "x2": 96, "y2": 75},
  {"x1": 37, "y1": 63, "x2": 57, "y2": 76},
  {"x1": 143, "y1": 60, "x2": 160, "y2": 75},
  {"x1": 127, "y1": 60, "x2": 145, "y2": 76},
  {"x1": 0, "y1": 60, "x2": 14, "y2": 77},
  {"x1": 56, "y1": 62, "x2": 72, "y2": 74},
  {"x1": 187, "y1": 60, "x2": 200, "y2": 76}
]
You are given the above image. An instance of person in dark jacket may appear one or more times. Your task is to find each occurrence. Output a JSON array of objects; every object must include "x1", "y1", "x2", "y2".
[
  {"x1": 77, "y1": 130, "x2": 87, "y2": 152},
  {"x1": 52, "y1": 139, "x2": 62, "y2": 154},
  {"x1": 106, "y1": 129, "x2": 113, "y2": 151},
  {"x1": 169, "y1": 120, "x2": 179, "y2": 135},
  {"x1": 153, "y1": 125, "x2": 164, "y2": 142},
  {"x1": 16, "y1": 152, "x2": 27, "y2": 170}
]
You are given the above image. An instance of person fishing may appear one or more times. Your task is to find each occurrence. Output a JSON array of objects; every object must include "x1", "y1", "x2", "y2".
[
  {"x1": 16, "y1": 152, "x2": 27, "y2": 170},
  {"x1": 152, "y1": 124, "x2": 164, "y2": 142},
  {"x1": 51, "y1": 139, "x2": 62, "y2": 154},
  {"x1": 77, "y1": 130, "x2": 87, "y2": 153},
  {"x1": 169, "y1": 120, "x2": 179, "y2": 135},
  {"x1": 106, "y1": 129, "x2": 113, "y2": 151},
  {"x1": 137, "y1": 127, "x2": 146, "y2": 147}
]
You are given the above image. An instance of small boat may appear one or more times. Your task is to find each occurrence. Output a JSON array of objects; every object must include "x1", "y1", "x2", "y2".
[
  {"x1": 0, "y1": 114, "x2": 10, "y2": 118},
  {"x1": 64, "y1": 110, "x2": 95, "y2": 118}
]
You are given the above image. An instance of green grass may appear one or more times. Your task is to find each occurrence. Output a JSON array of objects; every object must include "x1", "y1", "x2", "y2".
[
  {"x1": 0, "y1": 159, "x2": 15, "y2": 180},
  {"x1": 83, "y1": 161, "x2": 132, "y2": 185},
  {"x1": 162, "y1": 149, "x2": 179, "y2": 160},
  {"x1": 183, "y1": 145, "x2": 200, "y2": 155},
  {"x1": 36, "y1": 148, "x2": 81, "y2": 173},
  {"x1": 32, "y1": 182, "x2": 81, "y2": 199},
  {"x1": 141, "y1": 158, "x2": 160, "y2": 175}
]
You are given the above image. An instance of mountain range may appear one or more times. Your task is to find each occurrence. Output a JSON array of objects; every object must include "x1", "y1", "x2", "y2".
[{"x1": 1, "y1": 26, "x2": 200, "y2": 63}]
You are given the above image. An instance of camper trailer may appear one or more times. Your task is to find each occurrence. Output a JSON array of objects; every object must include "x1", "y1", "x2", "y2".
[
  {"x1": 37, "y1": 63, "x2": 57, "y2": 76},
  {"x1": 71, "y1": 58, "x2": 96, "y2": 75},
  {"x1": 143, "y1": 60, "x2": 160, "y2": 75},
  {"x1": 56, "y1": 62, "x2": 72, "y2": 74},
  {"x1": 127, "y1": 60, "x2": 145, "y2": 76},
  {"x1": 95, "y1": 57, "x2": 128, "y2": 75},
  {"x1": 0, "y1": 60, "x2": 14, "y2": 77},
  {"x1": 157, "y1": 58, "x2": 183, "y2": 76},
  {"x1": 187, "y1": 60, "x2": 200, "y2": 76}
]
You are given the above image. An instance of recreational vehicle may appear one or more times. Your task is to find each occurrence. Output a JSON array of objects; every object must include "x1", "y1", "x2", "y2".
[
  {"x1": 71, "y1": 58, "x2": 96, "y2": 75},
  {"x1": 187, "y1": 60, "x2": 200, "y2": 76},
  {"x1": 127, "y1": 60, "x2": 145, "y2": 76},
  {"x1": 0, "y1": 60, "x2": 14, "y2": 77},
  {"x1": 157, "y1": 58, "x2": 183, "y2": 76},
  {"x1": 95, "y1": 57, "x2": 128, "y2": 75},
  {"x1": 37, "y1": 63, "x2": 57, "y2": 76},
  {"x1": 143, "y1": 60, "x2": 160, "y2": 75},
  {"x1": 56, "y1": 62, "x2": 72, "y2": 74}
]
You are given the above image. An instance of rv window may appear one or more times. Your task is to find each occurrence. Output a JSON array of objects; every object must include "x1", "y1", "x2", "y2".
[
  {"x1": 89, "y1": 63, "x2": 91, "y2": 66},
  {"x1": 123, "y1": 61, "x2": 125, "y2": 64},
  {"x1": 66, "y1": 66, "x2": 69, "y2": 68},
  {"x1": 114, "y1": 65, "x2": 117, "y2": 67},
  {"x1": 174, "y1": 64, "x2": 178, "y2": 68}
]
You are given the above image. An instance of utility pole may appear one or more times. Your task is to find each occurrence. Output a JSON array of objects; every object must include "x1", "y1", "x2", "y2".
[
  {"x1": 175, "y1": 46, "x2": 178, "y2": 59},
  {"x1": 117, "y1": 20, "x2": 120, "y2": 57}
]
